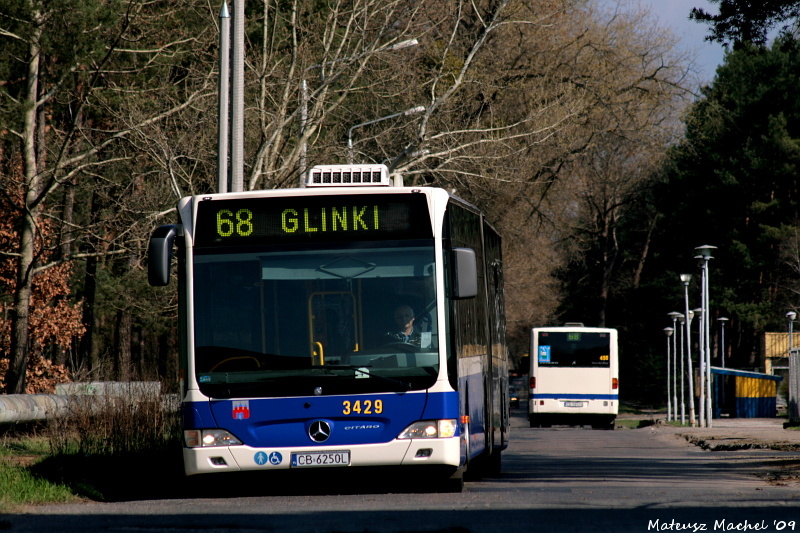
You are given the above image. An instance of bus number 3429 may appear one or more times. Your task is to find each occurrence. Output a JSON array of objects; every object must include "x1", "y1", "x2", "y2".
[{"x1": 342, "y1": 399, "x2": 383, "y2": 415}]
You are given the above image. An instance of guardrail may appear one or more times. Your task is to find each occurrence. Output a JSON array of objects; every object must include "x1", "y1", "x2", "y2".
[
  {"x1": 0, "y1": 394, "x2": 74, "y2": 423},
  {"x1": 0, "y1": 382, "x2": 168, "y2": 424}
]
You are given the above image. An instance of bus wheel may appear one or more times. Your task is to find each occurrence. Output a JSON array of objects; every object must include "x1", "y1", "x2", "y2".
[
  {"x1": 592, "y1": 418, "x2": 616, "y2": 430},
  {"x1": 485, "y1": 449, "x2": 502, "y2": 476},
  {"x1": 440, "y1": 471, "x2": 464, "y2": 493}
]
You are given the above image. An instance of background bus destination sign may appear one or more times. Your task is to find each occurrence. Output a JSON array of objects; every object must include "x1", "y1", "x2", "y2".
[{"x1": 193, "y1": 194, "x2": 432, "y2": 246}]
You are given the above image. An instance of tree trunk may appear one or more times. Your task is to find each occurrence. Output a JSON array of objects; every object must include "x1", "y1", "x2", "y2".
[
  {"x1": 6, "y1": 6, "x2": 43, "y2": 394},
  {"x1": 632, "y1": 213, "x2": 658, "y2": 289},
  {"x1": 7, "y1": 281, "x2": 33, "y2": 394},
  {"x1": 60, "y1": 178, "x2": 76, "y2": 258},
  {"x1": 80, "y1": 255, "x2": 98, "y2": 373},
  {"x1": 117, "y1": 309, "x2": 132, "y2": 381}
]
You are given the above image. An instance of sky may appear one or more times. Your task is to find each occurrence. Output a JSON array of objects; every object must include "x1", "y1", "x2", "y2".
[{"x1": 606, "y1": 0, "x2": 727, "y2": 86}]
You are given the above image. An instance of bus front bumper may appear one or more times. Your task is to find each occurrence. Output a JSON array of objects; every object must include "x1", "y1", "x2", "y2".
[{"x1": 183, "y1": 436, "x2": 462, "y2": 476}]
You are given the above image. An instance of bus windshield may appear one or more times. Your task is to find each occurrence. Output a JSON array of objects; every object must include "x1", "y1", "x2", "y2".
[
  {"x1": 536, "y1": 331, "x2": 611, "y2": 368},
  {"x1": 192, "y1": 241, "x2": 439, "y2": 398}
]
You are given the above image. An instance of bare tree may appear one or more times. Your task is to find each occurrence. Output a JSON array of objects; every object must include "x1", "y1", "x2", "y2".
[
  {"x1": 488, "y1": 1, "x2": 690, "y2": 330},
  {"x1": 0, "y1": 0, "x2": 694, "y2": 388},
  {"x1": 234, "y1": 0, "x2": 427, "y2": 189},
  {"x1": 540, "y1": 2, "x2": 689, "y2": 326},
  {"x1": 0, "y1": 0, "x2": 217, "y2": 392},
  {"x1": 237, "y1": 0, "x2": 586, "y2": 190}
]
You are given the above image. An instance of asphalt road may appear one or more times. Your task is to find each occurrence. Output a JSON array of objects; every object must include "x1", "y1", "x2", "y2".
[{"x1": 3, "y1": 409, "x2": 800, "y2": 533}]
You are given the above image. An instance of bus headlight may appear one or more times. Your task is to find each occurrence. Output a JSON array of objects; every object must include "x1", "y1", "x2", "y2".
[
  {"x1": 184, "y1": 429, "x2": 243, "y2": 448},
  {"x1": 397, "y1": 419, "x2": 457, "y2": 439}
]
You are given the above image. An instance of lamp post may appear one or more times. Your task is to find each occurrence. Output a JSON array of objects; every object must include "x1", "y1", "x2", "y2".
[
  {"x1": 681, "y1": 274, "x2": 696, "y2": 426},
  {"x1": 717, "y1": 317, "x2": 729, "y2": 369},
  {"x1": 347, "y1": 106, "x2": 426, "y2": 164},
  {"x1": 217, "y1": 1, "x2": 231, "y2": 194},
  {"x1": 695, "y1": 245, "x2": 716, "y2": 427},
  {"x1": 299, "y1": 38, "x2": 420, "y2": 184},
  {"x1": 668, "y1": 312, "x2": 682, "y2": 422},
  {"x1": 230, "y1": 0, "x2": 245, "y2": 192},
  {"x1": 694, "y1": 305, "x2": 705, "y2": 428},
  {"x1": 664, "y1": 327, "x2": 674, "y2": 421},
  {"x1": 717, "y1": 317, "x2": 729, "y2": 416},
  {"x1": 788, "y1": 311, "x2": 798, "y2": 423},
  {"x1": 678, "y1": 313, "x2": 687, "y2": 425}
]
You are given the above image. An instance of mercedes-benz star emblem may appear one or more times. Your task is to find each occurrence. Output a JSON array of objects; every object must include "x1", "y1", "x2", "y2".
[{"x1": 309, "y1": 420, "x2": 331, "y2": 443}]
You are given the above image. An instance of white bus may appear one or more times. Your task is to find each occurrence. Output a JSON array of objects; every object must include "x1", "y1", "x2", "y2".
[
  {"x1": 147, "y1": 164, "x2": 509, "y2": 491},
  {"x1": 528, "y1": 325, "x2": 618, "y2": 429}
]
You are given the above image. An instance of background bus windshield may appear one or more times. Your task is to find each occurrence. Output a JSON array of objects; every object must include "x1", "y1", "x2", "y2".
[
  {"x1": 191, "y1": 241, "x2": 439, "y2": 398},
  {"x1": 537, "y1": 331, "x2": 611, "y2": 368}
]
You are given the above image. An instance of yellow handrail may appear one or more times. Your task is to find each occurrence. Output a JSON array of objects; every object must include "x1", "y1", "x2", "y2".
[{"x1": 312, "y1": 341, "x2": 325, "y2": 366}]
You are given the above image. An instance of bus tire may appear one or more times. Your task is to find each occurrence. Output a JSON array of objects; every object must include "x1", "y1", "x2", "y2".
[
  {"x1": 591, "y1": 417, "x2": 616, "y2": 430},
  {"x1": 485, "y1": 449, "x2": 502, "y2": 476},
  {"x1": 441, "y1": 471, "x2": 465, "y2": 493}
]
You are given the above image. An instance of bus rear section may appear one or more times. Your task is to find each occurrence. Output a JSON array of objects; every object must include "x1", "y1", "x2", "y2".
[{"x1": 528, "y1": 327, "x2": 618, "y2": 429}]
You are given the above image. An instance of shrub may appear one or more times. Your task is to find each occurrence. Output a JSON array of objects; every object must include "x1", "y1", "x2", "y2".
[{"x1": 46, "y1": 384, "x2": 180, "y2": 457}]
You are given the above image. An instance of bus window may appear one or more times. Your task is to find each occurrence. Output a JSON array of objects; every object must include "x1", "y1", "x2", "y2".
[
  {"x1": 192, "y1": 243, "x2": 440, "y2": 398},
  {"x1": 537, "y1": 331, "x2": 611, "y2": 368}
]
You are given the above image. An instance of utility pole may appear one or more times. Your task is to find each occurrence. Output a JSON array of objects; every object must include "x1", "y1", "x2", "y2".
[
  {"x1": 230, "y1": 0, "x2": 244, "y2": 192},
  {"x1": 217, "y1": 1, "x2": 230, "y2": 194}
]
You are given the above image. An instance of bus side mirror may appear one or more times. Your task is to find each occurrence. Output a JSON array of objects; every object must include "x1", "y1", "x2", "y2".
[
  {"x1": 452, "y1": 248, "x2": 478, "y2": 299},
  {"x1": 148, "y1": 224, "x2": 181, "y2": 286}
]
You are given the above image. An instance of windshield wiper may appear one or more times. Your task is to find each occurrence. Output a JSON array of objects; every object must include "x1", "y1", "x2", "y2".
[{"x1": 311, "y1": 365, "x2": 411, "y2": 390}]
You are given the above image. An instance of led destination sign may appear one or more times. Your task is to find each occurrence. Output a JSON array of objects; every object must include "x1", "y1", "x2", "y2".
[{"x1": 193, "y1": 194, "x2": 432, "y2": 247}]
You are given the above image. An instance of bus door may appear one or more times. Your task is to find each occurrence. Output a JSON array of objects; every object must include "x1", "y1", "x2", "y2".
[{"x1": 308, "y1": 291, "x2": 358, "y2": 365}]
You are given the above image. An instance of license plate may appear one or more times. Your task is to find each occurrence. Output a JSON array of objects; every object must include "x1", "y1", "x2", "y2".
[
  {"x1": 564, "y1": 401, "x2": 584, "y2": 408},
  {"x1": 291, "y1": 450, "x2": 350, "y2": 468}
]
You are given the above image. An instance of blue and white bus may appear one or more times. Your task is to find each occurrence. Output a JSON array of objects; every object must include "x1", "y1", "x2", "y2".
[
  {"x1": 528, "y1": 325, "x2": 618, "y2": 429},
  {"x1": 148, "y1": 164, "x2": 508, "y2": 491}
]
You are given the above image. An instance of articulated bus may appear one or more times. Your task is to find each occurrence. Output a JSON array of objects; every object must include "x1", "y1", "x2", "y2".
[
  {"x1": 528, "y1": 325, "x2": 618, "y2": 430},
  {"x1": 148, "y1": 164, "x2": 508, "y2": 491}
]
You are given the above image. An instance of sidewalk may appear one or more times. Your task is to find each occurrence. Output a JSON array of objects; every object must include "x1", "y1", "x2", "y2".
[{"x1": 627, "y1": 415, "x2": 800, "y2": 451}]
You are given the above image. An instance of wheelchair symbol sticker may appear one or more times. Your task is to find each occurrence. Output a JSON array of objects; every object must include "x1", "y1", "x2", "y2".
[{"x1": 254, "y1": 451, "x2": 282, "y2": 466}]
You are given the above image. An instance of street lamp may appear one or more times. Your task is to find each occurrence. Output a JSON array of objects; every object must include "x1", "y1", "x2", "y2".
[
  {"x1": 695, "y1": 244, "x2": 716, "y2": 427},
  {"x1": 347, "y1": 105, "x2": 426, "y2": 164},
  {"x1": 681, "y1": 274, "x2": 696, "y2": 426},
  {"x1": 788, "y1": 311, "x2": 798, "y2": 423},
  {"x1": 299, "y1": 38, "x2": 420, "y2": 184},
  {"x1": 717, "y1": 316, "x2": 729, "y2": 416},
  {"x1": 678, "y1": 313, "x2": 687, "y2": 424},
  {"x1": 717, "y1": 317, "x2": 729, "y2": 369},
  {"x1": 693, "y1": 306, "x2": 705, "y2": 427},
  {"x1": 664, "y1": 327, "x2": 674, "y2": 421},
  {"x1": 217, "y1": 1, "x2": 231, "y2": 194},
  {"x1": 668, "y1": 312, "x2": 682, "y2": 422}
]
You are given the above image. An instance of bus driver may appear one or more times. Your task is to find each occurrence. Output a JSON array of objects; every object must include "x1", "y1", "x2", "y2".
[{"x1": 385, "y1": 304, "x2": 420, "y2": 344}]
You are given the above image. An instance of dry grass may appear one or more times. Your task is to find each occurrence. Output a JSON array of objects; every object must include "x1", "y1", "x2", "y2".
[
  {"x1": 45, "y1": 386, "x2": 180, "y2": 457},
  {"x1": 2, "y1": 387, "x2": 188, "y2": 502}
]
